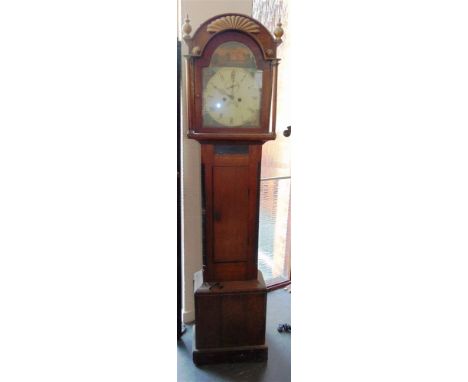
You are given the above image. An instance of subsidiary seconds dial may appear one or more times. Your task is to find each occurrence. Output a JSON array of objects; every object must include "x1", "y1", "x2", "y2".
[{"x1": 203, "y1": 67, "x2": 261, "y2": 127}]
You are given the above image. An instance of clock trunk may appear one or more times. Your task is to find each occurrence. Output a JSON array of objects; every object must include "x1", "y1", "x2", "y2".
[{"x1": 201, "y1": 143, "x2": 261, "y2": 282}]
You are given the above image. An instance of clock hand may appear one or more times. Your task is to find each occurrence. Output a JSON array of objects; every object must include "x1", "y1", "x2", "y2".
[
  {"x1": 226, "y1": 83, "x2": 240, "y2": 90},
  {"x1": 230, "y1": 71, "x2": 237, "y2": 98},
  {"x1": 213, "y1": 85, "x2": 234, "y2": 100}
]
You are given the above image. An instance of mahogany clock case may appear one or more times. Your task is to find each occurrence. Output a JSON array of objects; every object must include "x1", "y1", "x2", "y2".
[{"x1": 183, "y1": 13, "x2": 283, "y2": 366}]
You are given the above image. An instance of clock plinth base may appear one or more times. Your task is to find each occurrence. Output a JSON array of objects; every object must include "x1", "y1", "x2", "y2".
[
  {"x1": 193, "y1": 328, "x2": 268, "y2": 366},
  {"x1": 193, "y1": 270, "x2": 268, "y2": 365}
]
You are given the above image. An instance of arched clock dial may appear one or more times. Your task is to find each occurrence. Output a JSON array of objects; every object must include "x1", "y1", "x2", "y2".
[{"x1": 203, "y1": 67, "x2": 261, "y2": 127}]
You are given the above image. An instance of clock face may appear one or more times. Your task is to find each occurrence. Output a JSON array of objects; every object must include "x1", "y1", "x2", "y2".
[
  {"x1": 202, "y1": 41, "x2": 263, "y2": 128},
  {"x1": 203, "y1": 67, "x2": 261, "y2": 127}
]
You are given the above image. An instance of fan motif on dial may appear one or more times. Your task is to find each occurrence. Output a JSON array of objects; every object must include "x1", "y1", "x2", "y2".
[{"x1": 203, "y1": 67, "x2": 261, "y2": 127}]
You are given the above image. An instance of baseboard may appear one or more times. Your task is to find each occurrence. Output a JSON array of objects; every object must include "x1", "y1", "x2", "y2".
[{"x1": 183, "y1": 309, "x2": 195, "y2": 324}]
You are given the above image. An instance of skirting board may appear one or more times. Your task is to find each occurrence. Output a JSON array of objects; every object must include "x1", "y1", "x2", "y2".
[{"x1": 183, "y1": 309, "x2": 195, "y2": 324}]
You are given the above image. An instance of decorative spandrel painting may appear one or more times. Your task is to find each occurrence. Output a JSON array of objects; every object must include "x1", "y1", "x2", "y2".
[{"x1": 202, "y1": 42, "x2": 263, "y2": 128}]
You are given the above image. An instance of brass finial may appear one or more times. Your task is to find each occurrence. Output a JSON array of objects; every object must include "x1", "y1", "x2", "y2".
[
  {"x1": 182, "y1": 14, "x2": 192, "y2": 40},
  {"x1": 273, "y1": 18, "x2": 284, "y2": 42}
]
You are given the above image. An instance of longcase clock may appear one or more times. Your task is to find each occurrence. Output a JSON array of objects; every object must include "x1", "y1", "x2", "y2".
[{"x1": 182, "y1": 13, "x2": 284, "y2": 365}]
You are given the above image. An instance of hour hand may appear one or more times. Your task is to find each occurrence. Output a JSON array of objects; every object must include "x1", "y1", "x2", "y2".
[
  {"x1": 213, "y1": 85, "x2": 234, "y2": 100},
  {"x1": 226, "y1": 83, "x2": 239, "y2": 89}
]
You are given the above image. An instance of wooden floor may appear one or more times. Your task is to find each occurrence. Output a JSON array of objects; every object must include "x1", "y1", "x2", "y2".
[{"x1": 177, "y1": 289, "x2": 291, "y2": 382}]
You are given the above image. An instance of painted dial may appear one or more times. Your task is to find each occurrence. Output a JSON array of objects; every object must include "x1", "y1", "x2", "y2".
[{"x1": 203, "y1": 67, "x2": 261, "y2": 127}]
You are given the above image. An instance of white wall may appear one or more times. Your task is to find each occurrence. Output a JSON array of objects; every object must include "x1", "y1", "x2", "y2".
[{"x1": 180, "y1": 0, "x2": 253, "y2": 323}]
